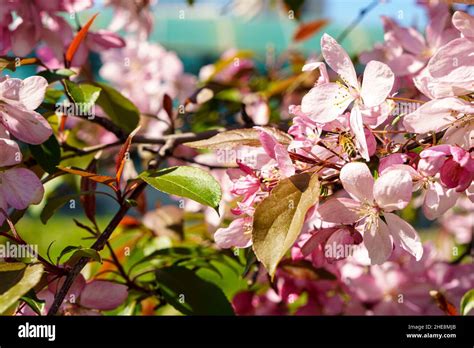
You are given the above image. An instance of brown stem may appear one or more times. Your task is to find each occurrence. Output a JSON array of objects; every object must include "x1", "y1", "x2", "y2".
[{"x1": 47, "y1": 181, "x2": 147, "y2": 316}]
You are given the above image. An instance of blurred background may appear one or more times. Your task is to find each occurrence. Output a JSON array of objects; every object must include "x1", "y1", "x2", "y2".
[{"x1": 89, "y1": 0, "x2": 430, "y2": 73}]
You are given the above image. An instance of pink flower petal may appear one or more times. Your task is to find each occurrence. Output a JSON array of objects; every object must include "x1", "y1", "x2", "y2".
[
  {"x1": 301, "y1": 228, "x2": 337, "y2": 256},
  {"x1": 0, "y1": 77, "x2": 22, "y2": 101},
  {"x1": 443, "y1": 122, "x2": 474, "y2": 149},
  {"x1": 440, "y1": 159, "x2": 472, "y2": 191},
  {"x1": 423, "y1": 181, "x2": 460, "y2": 220},
  {"x1": 349, "y1": 107, "x2": 370, "y2": 161},
  {"x1": 340, "y1": 162, "x2": 374, "y2": 202},
  {"x1": 11, "y1": 22, "x2": 38, "y2": 57},
  {"x1": 48, "y1": 274, "x2": 86, "y2": 302},
  {"x1": 384, "y1": 212, "x2": 423, "y2": 261},
  {"x1": 374, "y1": 169, "x2": 412, "y2": 212},
  {"x1": 388, "y1": 53, "x2": 425, "y2": 76},
  {"x1": 379, "y1": 154, "x2": 410, "y2": 174},
  {"x1": 0, "y1": 168, "x2": 44, "y2": 209},
  {"x1": 425, "y1": 12, "x2": 450, "y2": 49},
  {"x1": 19, "y1": 76, "x2": 48, "y2": 111},
  {"x1": 325, "y1": 227, "x2": 362, "y2": 261},
  {"x1": 301, "y1": 83, "x2": 353, "y2": 123},
  {"x1": 321, "y1": 33, "x2": 359, "y2": 89},
  {"x1": 419, "y1": 144, "x2": 451, "y2": 158},
  {"x1": 0, "y1": 138, "x2": 21, "y2": 167},
  {"x1": 256, "y1": 127, "x2": 278, "y2": 159},
  {"x1": 428, "y1": 38, "x2": 474, "y2": 84},
  {"x1": 0, "y1": 196, "x2": 7, "y2": 225},
  {"x1": 403, "y1": 98, "x2": 463, "y2": 134},
  {"x1": 363, "y1": 217, "x2": 393, "y2": 265},
  {"x1": 214, "y1": 217, "x2": 252, "y2": 248},
  {"x1": 274, "y1": 144, "x2": 295, "y2": 178},
  {"x1": 360, "y1": 61, "x2": 394, "y2": 108},
  {"x1": 87, "y1": 30, "x2": 126, "y2": 52},
  {"x1": 0, "y1": 104, "x2": 53, "y2": 144},
  {"x1": 317, "y1": 198, "x2": 361, "y2": 224},
  {"x1": 80, "y1": 280, "x2": 128, "y2": 311},
  {"x1": 452, "y1": 11, "x2": 474, "y2": 39},
  {"x1": 302, "y1": 61, "x2": 329, "y2": 84},
  {"x1": 392, "y1": 25, "x2": 426, "y2": 55}
]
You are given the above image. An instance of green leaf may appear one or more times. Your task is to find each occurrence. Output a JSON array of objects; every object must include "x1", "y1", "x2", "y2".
[
  {"x1": 155, "y1": 266, "x2": 234, "y2": 315},
  {"x1": 94, "y1": 82, "x2": 140, "y2": 133},
  {"x1": 214, "y1": 89, "x2": 242, "y2": 102},
  {"x1": 43, "y1": 89, "x2": 64, "y2": 104},
  {"x1": 29, "y1": 135, "x2": 61, "y2": 174},
  {"x1": 20, "y1": 290, "x2": 46, "y2": 316},
  {"x1": 64, "y1": 80, "x2": 101, "y2": 113},
  {"x1": 140, "y1": 166, "x2": 222, "y2": 211},
  {"x1": 57, "y1": 245, "x2": 81, "y2": 264},
  {"x1": 0, "y1": 263, "x2": 44, "y2": 314},
  {"x1": 67, "y1": 248, "x2": 102, "y2": 264},
  {"x1": 460, "y1": 289, "x2": 474, "y2": 316},
  {"x1": 196, "y1": 256, "x2": 247, "y2": 299},
  {"x1": 252, "y1": 173, "x2": 320, "y2": 278},
  {"x1": 38, "y1": 69, "x2": 75, "y2": 84}
]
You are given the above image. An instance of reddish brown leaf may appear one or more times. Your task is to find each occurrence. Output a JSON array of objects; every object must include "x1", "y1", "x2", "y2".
[
  {"x1": 58, "y1": 115, "x2": 68, "y2": 142},
  {"x1": 80, "y1": 157, "x2": 98, "y2": 224},
  {"x1": 59, "y1": 166, "x2": 116, "y2": 188},
  {"x1": 116, "y1": 126, "x2": 141, "y2": 186},
  {"x1": 293, "y1": 19, "x2": 328, "y2": 43},
  {"x1": 163, "y1": 94, "x2": 173, "y2": 119},
  {"x1": 430, "y1": 290, "x2": 458, "y2": 316},
  {"x1": 65, "y1": 13, "x2": 99, "y2": 65},
  {"x1": 136, "y1": 191, "x2": 147, "y2": 216},
  {"x1": 119, "y1": 215, "x2": 141, "y2": 228}
]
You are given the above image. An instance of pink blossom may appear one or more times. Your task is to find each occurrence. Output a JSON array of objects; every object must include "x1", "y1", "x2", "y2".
[
  {"x1": 301, "y1": 34, "x2": 394, "y2": 160},
  {"x1": 105, "y1": 0, "x2": 156, "y2": 38},
  {"x1": 19, "y1": 274, "x2": 128, "y2": 315},
  {"x1": 298, "y1": 226, "x2": 363, "y2": 266},
  {"x1": 38, "y1": 24, "x2": 126, "y2": 69},
  {"x1": 214, "y1": 217, "x2": 253, "y2": 249},
  {"x1": 414, "y1": 12, "x2": 474, "y2": 99},
  {"x1": 100, "y1": 38, "x2": 195, "y2": 116},
  {"x1": 0, "y1": 75, "x2": 52, "y2": 144},
  {"x1": 302, "y1": 34, "x2": 395, "y2": 123},
  {"x1": 0, "y1": 138, "x2": 44, "y2": 225},
  {"x1": 257, "y1": 127, "x2": 295, "y2": 178},
  {"x1": 420, "y1": 145, "x2": 474, "y2": 192},
  {"x1": 378, "y1": 152, "x2": 417, "y2": 174},
  {"x1": 243, "y1": 94, "x2": 270, "y2": 125},
  {"x1": 232, "y1": 290, "x2": 286, "y2": 316},
  {"x1": 440, "y1": 196, "x2": 473, "y2": 244},
  {"x1": 403, "y1": 97, "x2": 474, "y2": 149},
  {"x1": 381, "y1": 162, "x2": 460, "y2": 221},
  {"x1": 318, "y1": 162, "x2": 422, "y2": 264},
  {"x1": 5, "y1": 0, "x2": 93, "y2": 56}
]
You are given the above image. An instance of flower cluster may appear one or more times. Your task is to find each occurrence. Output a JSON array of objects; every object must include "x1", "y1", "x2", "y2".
[
  {"x1": 213, "y1": 8, "x2": 473, "y2": 314},
  {"x1": 0, "y1": 75, "x2": 51, "y2": 225}
]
